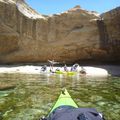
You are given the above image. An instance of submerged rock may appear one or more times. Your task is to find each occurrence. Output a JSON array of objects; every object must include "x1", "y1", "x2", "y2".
[{"x1": 0, "y1": 84, "x2": 16, "y2": 90}]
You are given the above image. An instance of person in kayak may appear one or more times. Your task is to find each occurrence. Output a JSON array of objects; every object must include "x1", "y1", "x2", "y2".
[
  {"x1": 50, "y1": 65, "x2": 55, "y2": 73},
  {"x1": 41, "y1": 65, "x2": 47, "y2": 72},
  {"x1": 71, "y1": 63, "x2": 79, "y2": 72},
  {"x1": 48, "y1": 60, "x2": 59, "y2": 68},
  {"x1": 48, "y1": 60, "x2": 59, "y2": 73},
  {"x1": 64, "y1": 64, "x2": 68, "y2": 72},
  {"x1": 80, "y1": 66, "x2": 86, "y2": 75}
]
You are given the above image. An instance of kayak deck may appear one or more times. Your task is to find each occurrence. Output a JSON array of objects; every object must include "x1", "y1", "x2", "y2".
[
  {"x1": 55, "y1": 70, "x2": 77, "y2": 75},
  {"x1": 50, "y1": 89, "x2": 78, "y2": 113}
]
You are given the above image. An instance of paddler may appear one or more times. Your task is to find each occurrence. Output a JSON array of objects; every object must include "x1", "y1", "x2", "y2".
[
  {"x1": 71, "y1": 63, "x2": 79, "y2": 72},
  {"x1": 41, "y1": 106, "x2": 105, "y2": 120},
  {"x1": 41, "y1": 65, "x2": 47, "y2": 72},
  {"x1": 64, "y1": 64, "x2": 68, "y2": 72},
  {"x1": 80, "y1": 66, "x2": 86, "y2": 75},
  {"x1": 48, "y1": 60, "x2": 59, "y2": 73}
]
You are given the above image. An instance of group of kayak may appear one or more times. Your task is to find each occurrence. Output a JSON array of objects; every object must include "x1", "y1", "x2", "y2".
[
  {"x1": 41, "y1": 63, "x2": 86, "y2": 75},
  {"x1": 40, "y1": 89, "x2": 105, "y2": 120}
]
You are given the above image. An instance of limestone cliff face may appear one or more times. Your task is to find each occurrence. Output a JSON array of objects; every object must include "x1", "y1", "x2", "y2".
[
  {"x1": 100, "y1": 7, "x2": 120, "y2": 61},
  {"x1": 0, "y1": 0, "x2": 119, "y2": 63}
]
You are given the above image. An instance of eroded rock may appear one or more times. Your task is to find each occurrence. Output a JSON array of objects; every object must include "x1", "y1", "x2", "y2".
[{"x1": 0, "y1": 0, "x2": 119, "y2": 63}]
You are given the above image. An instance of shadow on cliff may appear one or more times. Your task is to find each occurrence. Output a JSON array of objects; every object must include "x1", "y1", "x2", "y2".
[{"x1": 97, "y1": 18, "x2": 120, "y2": 62}]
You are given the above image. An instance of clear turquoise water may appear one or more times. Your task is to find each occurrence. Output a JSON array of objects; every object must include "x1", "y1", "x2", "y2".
[{"x1": 0, "y1": 73, "x2": 120, "y2": 120}]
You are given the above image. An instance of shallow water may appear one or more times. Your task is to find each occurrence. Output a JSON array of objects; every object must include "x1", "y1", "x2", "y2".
[{"x1": 0, "y1": 73, "x2": 120, "y2": 120}]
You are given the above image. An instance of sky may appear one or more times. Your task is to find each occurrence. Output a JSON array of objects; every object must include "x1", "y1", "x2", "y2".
[{"x1": 26, "y1": 0, "x2": 120, "y2": 15}]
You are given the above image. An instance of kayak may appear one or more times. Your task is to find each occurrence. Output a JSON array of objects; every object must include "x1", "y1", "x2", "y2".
[
  {"x1": 50, "y1": 89, "x2": 78, "y2": 113},
  {"x1": 55, "y1": 70, "x2": 76, "y2": 75},
  {"x1": 45, "y1": 89, "x2": 105, "y2": 120},
  {"x1": 55, "y1": 70, "x2": 64, "y2": 74}
]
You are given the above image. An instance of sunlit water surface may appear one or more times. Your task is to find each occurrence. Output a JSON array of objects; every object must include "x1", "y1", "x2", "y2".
[{"x1": 0, "y1": 73, "x2": 120, "y2": 120}]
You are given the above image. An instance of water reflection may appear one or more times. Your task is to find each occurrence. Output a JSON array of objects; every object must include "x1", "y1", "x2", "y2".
[{"x1": 0, "y1": 73, "x2": 120, "y2": 120}]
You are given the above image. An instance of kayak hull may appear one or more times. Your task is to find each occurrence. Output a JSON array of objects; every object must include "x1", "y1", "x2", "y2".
[{"x1": 50, "y1": 89, "x2": 78, "y2": 113}]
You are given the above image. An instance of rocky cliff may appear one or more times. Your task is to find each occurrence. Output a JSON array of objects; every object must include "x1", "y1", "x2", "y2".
[
  {"x1": 0, "y1": 0, "x2": 120, "y2": 64},
  {"x1": 100, "y1": 7, "x2": 120, "y2": 61}
]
